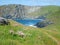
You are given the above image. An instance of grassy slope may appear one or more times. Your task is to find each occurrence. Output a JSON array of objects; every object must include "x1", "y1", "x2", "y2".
[
  {"x1": 0, "y1": 17, "x2": 60, "y2": 45},
  {"x1": 29, "y1": 6, "x2": 60, "y2": 16},
  {"x1": 0, "y1": 6, "x2": 60, "y2": 45}
]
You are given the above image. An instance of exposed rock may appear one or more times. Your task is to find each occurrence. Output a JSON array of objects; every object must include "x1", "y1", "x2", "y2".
[
  {"x1": 35, "y1": 21, "x2": 47, "y2": 28},
  {"x1": 0, "y1": 4, "x2": 40, "y2": 19},
  {"x1": 16, "y1": 31, "x2": 25, "y2": 38},
  {"x1": 0, "y1": 17, "x2": 10, "y2": 25},
  {"x1": 47, "y1": 21, "x2": 53, "y2": 24},
  {"x1": 9, "y1": 30, "x2": 25, "y2": 38},
  {"x1": 36, "y1": 15, "x2": 46, "y2": 20},
  {"x1": 3, "y1": 15, "x2": 12, "y2": 19},
  {"x1": 9, "y1": 30, "x2": 14, "y2": 35},
  {"x1": 35, "y1": 20, "x2": 53, "y2": 28},
  {"x1": 9, "y1": 30, "x2": 17, "y2": 36}
]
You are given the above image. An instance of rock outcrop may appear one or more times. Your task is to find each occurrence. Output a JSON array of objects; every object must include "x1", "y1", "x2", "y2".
[{"x1": 0, "y1": 17, "x2": 10, "y2": 25}]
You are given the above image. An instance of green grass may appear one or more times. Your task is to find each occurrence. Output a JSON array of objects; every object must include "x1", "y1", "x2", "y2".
[
  {"x1": 29, "y1": 6, "x2": 60, "y2": 16},
  {"x1": 0, "y1": 19, "x2": 60, "y2": 45}
]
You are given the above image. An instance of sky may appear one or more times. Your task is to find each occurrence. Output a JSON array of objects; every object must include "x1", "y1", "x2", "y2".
[{"x1": 0, "y1": 0, "x2": 60, "y2": 6}]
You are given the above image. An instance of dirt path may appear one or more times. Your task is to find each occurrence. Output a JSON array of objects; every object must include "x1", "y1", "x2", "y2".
[
  {"x1": 42, "y1": 31, "x2": 60, "y2": 45},
  {"x1": 44, "y1": 29, "x2": 60, "y2": 34}
]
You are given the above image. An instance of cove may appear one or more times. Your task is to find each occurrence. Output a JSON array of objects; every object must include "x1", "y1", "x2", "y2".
[{"x1": 13, "y1": 19, "x2": 44, "y2": 27}]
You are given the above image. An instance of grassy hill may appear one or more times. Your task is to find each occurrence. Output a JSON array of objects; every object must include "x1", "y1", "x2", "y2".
[
  {"x1": 0, "y1": 14, "x2": 60, "y2": 45},
  {"x1": 29, "y1": 5, "x2": 60, "y2": 15},
  {"x1": 0, "y1": 20, "x2": 60, "y2": 45},
  {"x1": 0, "y1": 5, "x2": 60, "y2": 45}
]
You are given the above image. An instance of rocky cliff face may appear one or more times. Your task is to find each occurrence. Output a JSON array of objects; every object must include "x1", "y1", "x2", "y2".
[
  {"x1": 0, "y1": 4, "x2": 40, "y2": 19},
  {"x1": 0, "y1": 4, "x2": 60, "y2": 19},
  {"x1": 0, "y1": 4, "x2": 26, "y2": 19}
]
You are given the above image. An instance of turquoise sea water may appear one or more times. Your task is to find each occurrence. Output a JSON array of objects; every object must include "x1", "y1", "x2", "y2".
[{"x1": 14, "y1": 19, "x2": 44, "y2": 26}]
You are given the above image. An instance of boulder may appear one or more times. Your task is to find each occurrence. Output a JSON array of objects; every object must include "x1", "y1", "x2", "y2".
[{"x1": 0, "y1": 17, "x2": 10, "y2": 25}]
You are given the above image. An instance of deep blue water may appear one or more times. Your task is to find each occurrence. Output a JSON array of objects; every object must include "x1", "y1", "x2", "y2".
[{"x1": 13, "y1": 19, "x2": 44, "y2": 26}]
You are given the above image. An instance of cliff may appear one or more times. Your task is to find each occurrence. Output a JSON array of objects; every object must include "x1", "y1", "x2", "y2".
[
  {"x1": 0, "y1": 4, "x2": 40, "y2": 19},
  {"x1": 0, "y1": 4, "x2": 60, "y2": 19}
]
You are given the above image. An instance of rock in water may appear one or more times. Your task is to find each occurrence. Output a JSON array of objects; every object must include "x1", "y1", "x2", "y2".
[
  {"x1": 35, "y1": 21, "x2": 47, "y2": 28},
  {"x1": 0, "y1": 17, "x2": 10, "y2": 25},
  {"x1": 35, "y1": 20, "x2": 53, "y2": 28}
]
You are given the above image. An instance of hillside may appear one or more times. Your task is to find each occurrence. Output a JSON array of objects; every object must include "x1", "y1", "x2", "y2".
[
  {"x1": 29, "y1": 6, "x2": 60, "y2": 15},
  {"x1": 0, "y1": 17, "x2": 60, "y2": 45},
  {"x1": 0, "y1": 4, "x2": 60, "y2": 45}
]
